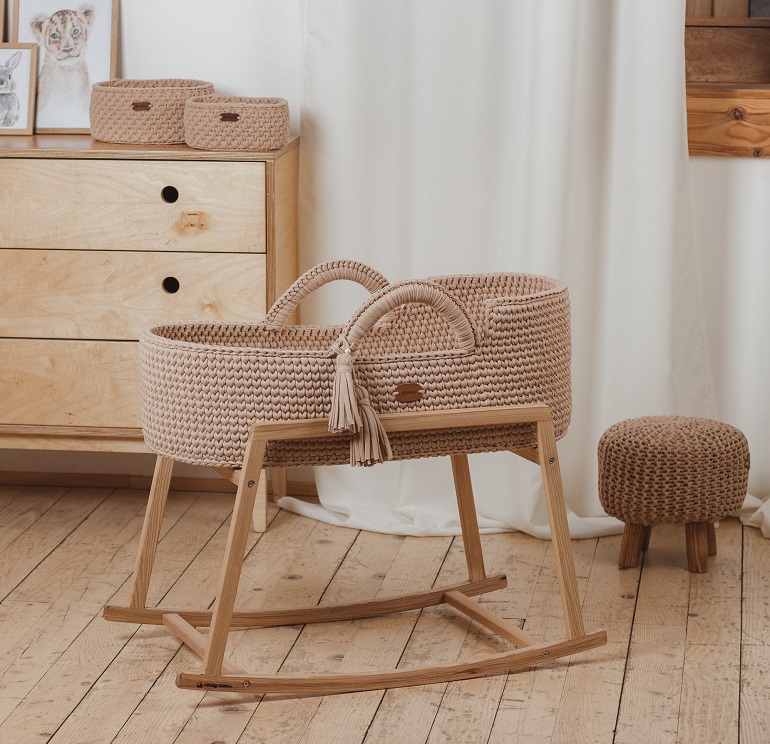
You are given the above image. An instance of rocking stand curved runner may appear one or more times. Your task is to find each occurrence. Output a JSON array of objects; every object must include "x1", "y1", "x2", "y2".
[{"x1": 104, "y1": 404, "x2": 607, "y2": 696}]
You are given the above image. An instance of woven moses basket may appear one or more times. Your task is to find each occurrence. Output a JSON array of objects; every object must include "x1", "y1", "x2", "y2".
[
  {"x1": 184, "y1": 96, "x2": 290, "y2": 151},
  {"x1": 140, "y1": 261, "x2": 572, "y2": 469},
  {"x1": 90, "y1": 79, "x2": 215, "y2": 144}
]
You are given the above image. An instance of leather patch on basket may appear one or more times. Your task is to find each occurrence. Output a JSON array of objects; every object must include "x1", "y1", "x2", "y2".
[
  {"x1": 220, "y1": 112, "x2": 240, "y2": 122},
  {"x1": 395, "y1": 383, "x2": 423, "y2": 403},
  {"x1": 132, "y1": 101, "x2": 152, "y2": 111}
]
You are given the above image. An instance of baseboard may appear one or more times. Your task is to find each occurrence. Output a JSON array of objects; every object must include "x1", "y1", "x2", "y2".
[{"x1": 0, "y1": 470, "x2": 318, "y2": 500}]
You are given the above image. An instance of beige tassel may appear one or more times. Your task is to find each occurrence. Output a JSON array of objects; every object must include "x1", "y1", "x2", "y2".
[
  {"x1": 329, "y1": 348, "x2": 362, "y2": 433},
  {"x1": 350, "y1": 385, "x2": 393, "y2": 467}
]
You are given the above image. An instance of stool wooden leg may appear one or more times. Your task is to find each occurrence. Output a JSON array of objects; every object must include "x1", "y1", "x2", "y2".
[
  {"x1": 685, "y1": 522, "x2": 709, "y2": 573},
  {"x1": 707, "y1": 522, "x2": 717, "y2": 557},
  {"x1": 641, "y1": 525, "x2": 652, "y2": 551},
  {"x1": 619, "y1": 523, "x2": 645, "y2": 569}
]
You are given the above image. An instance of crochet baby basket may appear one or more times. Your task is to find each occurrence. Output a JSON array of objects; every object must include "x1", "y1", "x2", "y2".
[{"x1": 139, "y1": 261, "x2": 572, "y2": 468}]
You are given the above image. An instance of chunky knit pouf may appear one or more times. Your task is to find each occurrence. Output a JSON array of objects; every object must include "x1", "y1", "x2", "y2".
[{"x1": 598, "y1": 416, "x2": 750, "y2": 573}]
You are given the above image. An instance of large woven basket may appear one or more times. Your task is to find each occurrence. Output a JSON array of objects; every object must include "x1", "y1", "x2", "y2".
[
  {"x1": 90, "y1": 79, "x2": 215, "y2": 144},
  {"x1": 184, "y1": 96, "x2": 290, "y2": 150},
  {"x1": 140, "y1": 261, "x2": 572, "y2": 468}
]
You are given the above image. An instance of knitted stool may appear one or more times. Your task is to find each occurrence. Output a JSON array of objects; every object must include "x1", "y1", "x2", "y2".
[{"x1": 598, "y1": 416, "x2": 750, "y2": 573}]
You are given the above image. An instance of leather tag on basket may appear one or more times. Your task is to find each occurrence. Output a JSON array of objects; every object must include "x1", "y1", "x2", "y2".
[
  {"x1": 395, "y1": 383, "x2": 423, "y2": 403},
  {"x1": 132, "y1": 101, "x2": 151, "y2": 111},
  {"x1": 220, "y1": 112, "x2": 240, "y2": 122}
]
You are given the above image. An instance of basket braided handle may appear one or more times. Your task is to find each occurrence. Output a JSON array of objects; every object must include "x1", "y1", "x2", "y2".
[
  {"x1": 339, "y1": 280, "x2": 477, "y2": 354},
  {"x1": 264, "y1": 260, "x2": 389, "y2": 328},
  {"x1": 329, "y1": 281, "x2": 478, "y2": 467}
]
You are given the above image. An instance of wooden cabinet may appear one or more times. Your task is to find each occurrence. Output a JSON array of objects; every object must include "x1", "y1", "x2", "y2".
[
  {"x1": 685, "y1": 6, "x2": 770, "y2": 156},
  {"x1": 0, "y1": 134, "x2": 298, "y2": 452}
]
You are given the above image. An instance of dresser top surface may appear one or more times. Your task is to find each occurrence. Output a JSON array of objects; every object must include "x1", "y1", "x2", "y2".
[{"x1": 0, "y1": 133, "x2": 299, "y2": 162}]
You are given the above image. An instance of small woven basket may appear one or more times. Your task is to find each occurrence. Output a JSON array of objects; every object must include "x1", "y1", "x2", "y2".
[
  {"x1": 184, "y1": 96, "x2": 290, "y2": 151},
  {"x1": 90, "y1": 79, "x2": 215, "y2": 144}
]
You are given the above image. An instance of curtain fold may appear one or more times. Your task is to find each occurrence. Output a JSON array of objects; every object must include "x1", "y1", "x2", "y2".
[{"x1": 279, "y1": 0, "x2": 736, "y2": 538}]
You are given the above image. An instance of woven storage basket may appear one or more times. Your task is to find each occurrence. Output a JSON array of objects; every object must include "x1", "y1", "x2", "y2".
[
  {"x1": 140, "y1": 260, "x2": 572, "y2": 468},
  {"x1": 184, "y1": 96, "x2": 290, "y2": 150},
  {"x1": 90, "y1": 79, "x2": 215, "y2": 144}
]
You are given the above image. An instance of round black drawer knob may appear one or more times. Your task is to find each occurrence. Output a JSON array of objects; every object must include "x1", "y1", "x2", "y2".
[
  {"x1": 162, "y1": 276, "x2": 180, "y2": 294},
  {"x1": 161, "y1": 186, "x2": 179, "y2": 203}
]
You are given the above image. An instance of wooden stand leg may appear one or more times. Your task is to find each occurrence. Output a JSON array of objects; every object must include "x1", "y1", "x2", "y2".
[
  {"x1": 269, "y1": 467, "x2": 288, "y2": 498},
  {"x1": 685, "y1": 522, "x2": 709, "y2": 573},
  {"x1": 536, "y1": 419, "x2": 585, "y2": 639},
  {"x1": 204, "y1": 433, "x2": 267, "y2": 675},
  {"x1": 707, "y1": 522, "x2": 717, "y2": 556},
  {"x1": 450, "y1": 454, "x2": 486, "y2": 582},
  {"x1": 129, "y1": 456, "x2": 174, "y2": 608},
  {"x1": 619, "y1": 524, "x2": 646, "y2": 569},
  {"x1": 251, "y1": 470, "x2": 268, "y2": 533}
]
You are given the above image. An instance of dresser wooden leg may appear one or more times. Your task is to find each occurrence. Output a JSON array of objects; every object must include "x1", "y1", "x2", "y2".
[{"x1": 686, "y1": 522, "x2": 709, "y2": 573}]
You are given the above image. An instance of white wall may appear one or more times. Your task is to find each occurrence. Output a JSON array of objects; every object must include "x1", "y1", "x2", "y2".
[{"x1": 0, "y1": 1, "x2": 305, "y2": 480}]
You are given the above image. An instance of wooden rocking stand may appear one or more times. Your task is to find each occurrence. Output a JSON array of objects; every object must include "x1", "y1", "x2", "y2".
[{"x1": 104, "y1": 404, "x2": 606, "y2": 696}]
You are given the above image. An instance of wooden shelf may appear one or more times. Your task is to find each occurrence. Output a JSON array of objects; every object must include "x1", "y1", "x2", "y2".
[
  {"x1": 687, "y1": 83, "x2": 770, "y2": 156},
  {"x1": 685, "y1": 17, "x2": 770, "y2": 155}
]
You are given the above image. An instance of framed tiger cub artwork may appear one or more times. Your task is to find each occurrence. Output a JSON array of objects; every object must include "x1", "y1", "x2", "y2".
[{"x1": 13, "y1": 0, "x2": 118, "y2": 132}]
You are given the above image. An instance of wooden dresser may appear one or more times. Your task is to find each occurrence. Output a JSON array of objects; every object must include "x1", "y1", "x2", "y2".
[{"x1": 0, "y1": 134, "x2": 299, "y2": 454}]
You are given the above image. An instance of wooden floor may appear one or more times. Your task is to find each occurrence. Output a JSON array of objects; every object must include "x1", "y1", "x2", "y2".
[{"x1": 0, "y1": 483, "x2": 768, "y2": 744}]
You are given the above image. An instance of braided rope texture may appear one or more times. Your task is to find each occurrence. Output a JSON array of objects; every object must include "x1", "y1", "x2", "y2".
[
  {"x1": 184, "y1": 96, "x2": 290, "y2": 151},
  {"x1": 140, "y1": 271, "x2": 572, "y2": 467},
  {"x1": 598, "y1": 416, "x2": 750, "y2": 524},
  {"x1": 90, "y1": 79, "x2": 215, "y2": 144}
]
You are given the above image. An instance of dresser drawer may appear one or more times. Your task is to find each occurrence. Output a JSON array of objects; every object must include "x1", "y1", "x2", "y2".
[
  {"x1": 0, "y1": 249, "x2": 267, "y2": 340},
  {"x1": 0, "y1": 159, "x2": 266, "y2": 253},
  {"x1": 0, "y1": 339, "x2": 141, "y2": 428}
]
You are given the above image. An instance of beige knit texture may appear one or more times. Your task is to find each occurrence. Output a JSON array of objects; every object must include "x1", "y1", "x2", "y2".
[
  {"x1": 139, "y1": 261, "x2": 572, "y2": 468},
  {"x1": 184, "y1": 96, "x2": 290, "y2": 151},
  {"x1": 598, "y1": 416, "x2": 750, "y2": 524},
  {"x1": 90, "y1": 79, "x2": 215, "y2": 144}
]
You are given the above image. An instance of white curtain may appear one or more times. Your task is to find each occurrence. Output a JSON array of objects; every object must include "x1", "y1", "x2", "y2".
[{"x1": 278, "y1": 0, "x2": 764, "y2": 538}]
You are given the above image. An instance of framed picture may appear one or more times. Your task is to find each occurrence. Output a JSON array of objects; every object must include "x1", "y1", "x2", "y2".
[
  {"x1": 13, "y1": 0, "x2": 118, "y2": 132},
  {"x1": 0, "y1": 43, "x2": 37, "y2": 135}
]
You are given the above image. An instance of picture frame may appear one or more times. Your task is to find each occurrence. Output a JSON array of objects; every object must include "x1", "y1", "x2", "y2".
[
  {"x1": 1, "y1": 1, "x2": 5, "y2": 43},
  {"x1": 13, "y1": 0, "x2": 118, "y2": 133},
  {"x1": 0, "y1": 42, "x2": 38, "y2": 135}
]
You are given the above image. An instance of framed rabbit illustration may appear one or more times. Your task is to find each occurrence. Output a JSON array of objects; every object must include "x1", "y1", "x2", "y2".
[
  {"x1": 13, "y1": 0, "x2": 118, "y2": 132},
  {"x1": 0, "y1": 43, "x2": 38, "y2": 135}
]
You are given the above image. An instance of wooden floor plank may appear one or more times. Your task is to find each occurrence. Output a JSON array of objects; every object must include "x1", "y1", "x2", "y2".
[
  {"x1": 0, "y1": 485, "x2": 67, "y2": 555},
  {"x1": 487, "y1": 535, "x2": 598, "y2": 744},
  {"x1": 676, "y1": 519, "x2": 742, "y2": 744},
  {"x1": 742, "y1": 524, "x2": 770, "y2": 647},
  {"x1": 547, "y1": 533, "x2": 643, "y2": 744},
  {"x1": 0, "y1": 487, "x2": 109, "y2": 600},
  {"x1": 243, "y1": 533, "x2": 451, "y2": 742},
  {"x1": 0, "y1": 482, "x2": 762, "y2": 744},
  {"x1": 174, "y1": 515, "x2": 365, "y2": 744},
  {"x1": 614, "y1": 525, "x2": 691, "y2": 744},
  {"x1": 42, "y1": 493, "x2": 240, "y2": 744},
  {"x1": 363, "y1": 531, "x2": 515, "y2": 744},
  {"x1": 741, "y1": 523, "x2": 770, "y2": 743},
  {"x1": 114, "y1": 514, "x2": 359, "y2": 744},
  {"x1": 0, "y1": 490, "x2": 199, "y2": 733}
]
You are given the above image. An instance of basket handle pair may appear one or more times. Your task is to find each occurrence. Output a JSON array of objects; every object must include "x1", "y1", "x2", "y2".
[
  {"x1": 266, "y1": 260, "x2": 477, "y2": 354},
  {"x1": 264, "y1": 260, "x2": 390, "y2": 328}
]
